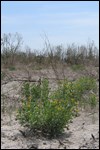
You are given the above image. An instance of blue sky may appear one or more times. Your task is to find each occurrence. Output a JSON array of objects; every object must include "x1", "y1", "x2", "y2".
[{"x1": 1, "y1": 1, "x2": 99, "y2": 50}]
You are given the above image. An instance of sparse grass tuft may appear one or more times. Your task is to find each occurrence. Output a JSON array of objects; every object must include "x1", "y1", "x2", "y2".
[
  {"x1": 9, "y1": 66, "x2": 16, "y2": 71},
  {"x1": 1, "y1": 71, "x2": 6, "y2": 80},
  {"x1": 71, "y1": 64, "x2": 85, "y2": 71}
]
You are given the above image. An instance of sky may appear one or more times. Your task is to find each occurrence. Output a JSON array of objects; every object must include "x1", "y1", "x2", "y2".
[{"x1": 1, "y1": 1, "x2": 99, "y2": 51}]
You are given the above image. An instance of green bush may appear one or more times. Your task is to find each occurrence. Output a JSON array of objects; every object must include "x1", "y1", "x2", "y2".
[
  {"x1": 73, "y1": 77, "x2": 97, "y2": 105},
  {"x1": 17, "y1": 79, "x2": 77, "y2": 137},
  {"x1": 17, "y1": 77, "x2": 97, "y2": 138}
]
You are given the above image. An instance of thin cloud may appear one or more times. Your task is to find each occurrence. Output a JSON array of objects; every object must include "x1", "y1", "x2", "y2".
[
  {"x1": 2, "y1": 11, "x2": 98, "y2": 27},
  {"x1": 1, "y1": 14, "x2": 34, "y2": 25}
]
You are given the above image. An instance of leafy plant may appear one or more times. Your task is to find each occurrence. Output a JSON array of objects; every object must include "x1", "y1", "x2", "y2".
[
  {"x1": 51, "y1": 77, "x2": 97, "y2": 109},
  {"x1": 17, "y1": 79, "x2": 77, "y2": 137},
  {"x1": 17, "y1": 77, "x2": 97, "y2": 138},
  {"x1": 73, "y1": 77, "x2": 97, "y2": 105}
]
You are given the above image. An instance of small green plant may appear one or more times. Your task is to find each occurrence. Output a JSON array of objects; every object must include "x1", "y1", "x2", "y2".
[
  {"x1": 9, "y1": 66, "x2": 16, "y2": 71},
  {"x1": 32, "y1": 66, "x2": 42, "y2": 70},
  {"x1": 74, "y1": 77, "x2": 97, "y2": 103},
  {"x1": 71, "y1": 64, "x2": 85, "y2": 71},
  {"x1": 88, "y1": 94, "x2": 97, "y2": 109},
  {"x1": 1, "y1": 72, "x2": 6, "y2": 80}
]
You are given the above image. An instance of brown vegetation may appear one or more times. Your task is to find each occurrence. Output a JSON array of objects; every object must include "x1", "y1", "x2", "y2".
[{"x1": 1, "y1": 33, "x2": 99, "y2": 71}]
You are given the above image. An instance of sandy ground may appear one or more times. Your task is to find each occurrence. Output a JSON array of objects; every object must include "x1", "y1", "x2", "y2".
[
  {"x1": 1, "y1": 109, "x2": 99, "y2": 149},
  {"x1": 1, "y1": 67, "x2": 99, "y2": 149}
]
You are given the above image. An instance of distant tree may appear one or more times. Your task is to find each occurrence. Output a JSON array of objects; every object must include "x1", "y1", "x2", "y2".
[{"x1": 1, "y1": 32, "x2": 23, "y2": 66}]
